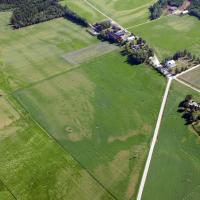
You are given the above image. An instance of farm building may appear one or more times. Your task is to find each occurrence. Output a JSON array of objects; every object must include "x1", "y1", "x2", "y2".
[
  {"x1": 188, "y1": 100, "x2": 200, "y2": 109},
  {"x1": 165, "y1": 60, "x2": 176, "y2": 68},
  {"x1": 181, "y1": 10, "x2": 189, "y2": 15},
  {"x1": 127, "y1": 35, "x2": 135, "y2": 42}
]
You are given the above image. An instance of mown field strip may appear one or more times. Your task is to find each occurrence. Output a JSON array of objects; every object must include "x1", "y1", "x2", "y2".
[
  {"x1": 126, "y1": 13, "x2": 172, "y2": 30},
  {"x1": 62, "y1": 42, "x2": 119, "y2": 65},
  {"x1": 136, "y1": 77, "x2": 172, "y2": 200},
  {"x1": 175, "y1": 78, "x2": 200, "y2": 93}
]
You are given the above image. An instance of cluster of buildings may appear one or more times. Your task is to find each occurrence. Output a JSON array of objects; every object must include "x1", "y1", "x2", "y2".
[
  {"x1": 150, "y1": 57, "x2": 177, "y2": 77},
  {"x1": 88, "y1": 20, "x2": 136, "y2": 44},
  {"x1": 188, "y1": 100, "x2": 200, "y2": 110},
  {"x1": 167, "y1": 5, "x2": 189, "y2": 15}
]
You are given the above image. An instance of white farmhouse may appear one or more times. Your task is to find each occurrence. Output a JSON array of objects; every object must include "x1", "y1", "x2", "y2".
[{"x1": 166, "y1": 60, "x2": 176, "y2": 68}]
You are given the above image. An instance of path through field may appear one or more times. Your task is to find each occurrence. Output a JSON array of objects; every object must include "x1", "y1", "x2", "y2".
[{"x1": 136, "y1": 77, "x2": 172, "y2": 200}]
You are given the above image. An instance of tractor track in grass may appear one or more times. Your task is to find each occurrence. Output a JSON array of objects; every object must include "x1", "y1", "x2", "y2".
[{"x1": 0, "y1": 179, "x2": 17, "y2": 200}]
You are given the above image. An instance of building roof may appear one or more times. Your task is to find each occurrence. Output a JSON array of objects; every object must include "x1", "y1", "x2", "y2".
[{"x1": 166, "y1": 60, "x2": 176, "y2": 68}]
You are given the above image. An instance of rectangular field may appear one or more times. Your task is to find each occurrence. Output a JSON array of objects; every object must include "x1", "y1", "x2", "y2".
[
  {"x1": 13, "y1": 51, "x2": 166, "y2": 200},
  {"x1": 0, "y1": 96, "x2": 114, "y2": 200},
  {"x1": 62, "y1": 42, "x2": 118, "y2": 65},
  {"x1": 179, "y1": 66, "x2": 200, "y2": 89},
  {"x1": 142, "y1": 81, "x2": 200, "y2": 200},
  {"x1": 130, "y1": 15, "x2": 200, "y2": 59},
  {"x1": 0, "y1": 12, "x2": 98, "y2": 91}
]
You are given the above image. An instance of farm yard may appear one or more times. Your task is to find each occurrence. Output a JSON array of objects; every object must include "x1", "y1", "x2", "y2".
[
  {"x1": 142, "y1": 81, "x2": 200, "y2": 200},
  {"x1": 13, "y1": 51, "x2": 166, "y2": 200},
  {"x1": 179, "y1": 66, "x2": 200, "y2": 89},
  {"x1": 0, "y1": 0, "x2": 200, "y2": 199}
]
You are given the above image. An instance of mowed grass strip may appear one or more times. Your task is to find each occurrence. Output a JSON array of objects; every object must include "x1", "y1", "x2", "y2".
[
  {"x1": 130, "y1": 15, "x2": 200, "y2": 59},
  {"x1": 13, "y1": 51, "x2": 166, "y2": 200},
  {"x1": 0, "y1": 97, "x2": 114, "y2": 200},
  {"x1": 0, "y1": 12, "x2": 98, "y2": 91},
  {"x1": 179, "y1": 67, "x2": 200, "y2": 89},
  {"x1": 142, "y1": 81, "x2": 200, "y2": 200}
]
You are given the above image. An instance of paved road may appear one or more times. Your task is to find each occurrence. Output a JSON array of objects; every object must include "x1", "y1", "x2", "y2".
[{"x1": 136, "y1": 77, "x2": 172, "y2": 200}]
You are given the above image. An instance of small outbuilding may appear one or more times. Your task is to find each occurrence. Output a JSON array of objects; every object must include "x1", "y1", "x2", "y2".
[
  {"x1": 127, "y1": 35, "x2": 135, "y2": 42},
  {"x1": 166, "y1": 60, "x2": 176, "y2": 68},
  {"x1": 181, "y1": 10, "x2": 189, "y2": 15}
]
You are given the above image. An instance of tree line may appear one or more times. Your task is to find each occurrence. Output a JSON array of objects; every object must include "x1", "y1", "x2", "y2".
[
  {"x1": 0, "y1": 0, "x2": 89, "y2": 28},
  {"x1": 189, "y1": 0, "x2": 200, "y2": 19}
]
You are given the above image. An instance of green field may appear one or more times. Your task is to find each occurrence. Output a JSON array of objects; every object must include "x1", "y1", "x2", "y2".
[
  {"x1": 0, "y1": 96, "x2": 114, "y2": 200},
  {"x1": 13, "y1": 51, "x2": 166, "y2": 199},
  {"x1": 180, "y1": 67, "x2": 200, "y2": 89},
  {"x1": 131, "y1": 15, "x2": 200, "y2": 59},
  {"x1": 0, "y1": 180, "x2": 14, "y2": 200},
  {"x1": 0, "y1": 12, "x2": 98, "y2": 92},
  {"x1": 61, "y1": 0, "x2": 106, "y2": 23},
  {"x1": 61, "y1": 0, "x2": 154, "y2": 27},
  {"x1": 142, "y1": 81, "x2": 200, "y2": 200}
]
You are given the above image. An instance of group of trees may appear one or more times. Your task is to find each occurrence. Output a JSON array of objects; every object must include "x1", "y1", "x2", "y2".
[
  {"x1": 149, "y1": 0, "x2": 167, "y2": 20},
  {"x1": 0, "y1": 0, "x2": 89, "y2": 28},
  {"x1": 125, "y1": 39, "x2": 154, "y2": 64},
  {"x1": 178, "y1": 95, "x2": 200, "y2": 129},
  {"x1": 189, "y1": 0, "x2": 200, "y2": 19},
  {"x1": 162, "y1": 49, "x2": 200, "y2": 63},
  {"x1": 173, "y1": 49, "x2": 200, "y2": 63}
]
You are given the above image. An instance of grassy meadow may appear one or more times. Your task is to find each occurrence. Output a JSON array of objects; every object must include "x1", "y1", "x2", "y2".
[
  {"x1": 130, "y1": 15, "x2": 200, "y2": 59},
  {"x1": 61, "y1": 0, "x2": 154, "y2": 27},
  {"x1": 0, "y1": 12, "x2": 98, "y2": 92},
  {"x1": 142, "y1": 81, "x2": 200, "y2": 200},
  {"x1": 13, "y1": 51, "x2": 166, "y2": 200},
  {"x1": 60, "y1": 0, "x2": 106, "y2": 23},
  {"x1": 180, "y1": 67, "x2": 200, "y2": 89},
  {"x1": 0, "y1": 96, "x2": 114, "y2": 200}
]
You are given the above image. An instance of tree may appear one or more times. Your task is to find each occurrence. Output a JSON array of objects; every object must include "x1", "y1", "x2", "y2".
[{"x1": 185, "y1": 95, "x2": 193, "y2": 102}]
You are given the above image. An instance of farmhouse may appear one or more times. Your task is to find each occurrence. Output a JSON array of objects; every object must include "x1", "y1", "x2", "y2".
[
  {"x1": 188, "y1": 100, "x2": 200, "y2": 109},
  {"x1": 127, "y1": 35, "x2": 135, "y2": 42},
  {"x1": 165, "y1": 60, "x2": 176, "y2": 68}
]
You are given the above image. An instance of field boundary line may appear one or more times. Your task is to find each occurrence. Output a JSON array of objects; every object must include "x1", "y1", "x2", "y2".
[
  {"x1": 136, "y1": 77, "x2": 172, "y2": 200},
  {"x1": 84, "y1": 0, "x2": 113, "y2": 21},
  {"x1": 11, "y1": 96, "x2": 118, "y2": 200},
  {"x1": 175, "y1": 78, "x2": 200, "y2": 93},
  {"x1": 0, "y1": 179, "x2": 18, "y2": 200},
  {"x1": 84, "y1": 0, "x2": 126, "y2": 30},
  {"x1": 175, "y1": 64, "x2": 200, "y2": 78},
  {"x1": 126, "y1": 14, "x2": 172, "y2": 30}
]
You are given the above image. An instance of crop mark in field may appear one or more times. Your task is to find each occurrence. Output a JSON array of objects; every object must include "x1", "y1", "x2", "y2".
[{"x1": 62, "y1": 42, "x2": 119, "y2": 65}]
